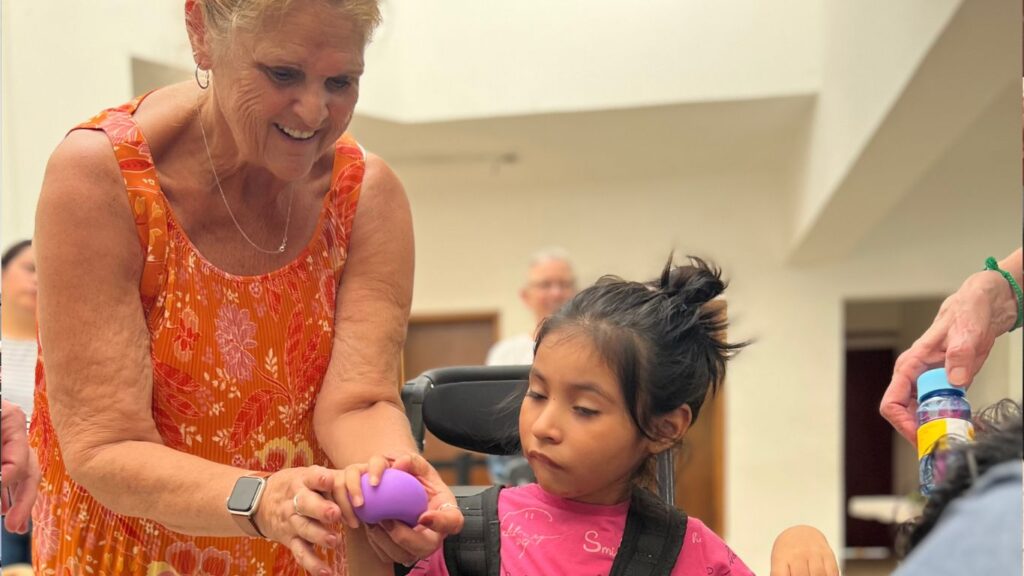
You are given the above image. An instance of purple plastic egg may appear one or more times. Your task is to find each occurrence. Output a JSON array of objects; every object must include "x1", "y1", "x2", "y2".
[{"x1": 353, "y1": 469, "x2": 429, "y2": 527}]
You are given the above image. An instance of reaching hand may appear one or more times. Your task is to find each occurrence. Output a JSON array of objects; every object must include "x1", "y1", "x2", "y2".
[
  {"x1": 255, "y1": 465, "x2": 346, "y2": 576},
  {"x1": 881, "y1": 270, "x2": 1017, "y2": 445},
  {"x1": 770, "y1": 525, "x2": 839, "y2": 576},
  {"x1": 334, "y1": 452, "x2": 463, "y2": 567}
]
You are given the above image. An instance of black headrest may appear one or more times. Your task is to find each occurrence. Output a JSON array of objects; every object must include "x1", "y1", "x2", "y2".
[{"x1": 419, "y1": 366, "x2": 529, "y2": 455}]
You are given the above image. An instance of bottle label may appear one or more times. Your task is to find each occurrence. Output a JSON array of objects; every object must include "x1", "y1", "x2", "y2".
[{"x1": 917, "y1": 418, "x2": 975, "y2": 459}]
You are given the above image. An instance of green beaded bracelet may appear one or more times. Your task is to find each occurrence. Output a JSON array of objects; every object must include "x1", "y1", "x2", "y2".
[{"x1": 985, "y1": 256, "x2": 1023, "y2": 331}]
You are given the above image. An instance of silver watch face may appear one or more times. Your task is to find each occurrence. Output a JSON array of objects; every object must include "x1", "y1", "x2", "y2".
[{"x1": 227, "y1": 476, "x2": 264, "y2": 513}]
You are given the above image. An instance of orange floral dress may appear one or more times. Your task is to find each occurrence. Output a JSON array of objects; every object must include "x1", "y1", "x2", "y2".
[{"x1": 29, "y1": 94, "x2": 363, "y2": 575}]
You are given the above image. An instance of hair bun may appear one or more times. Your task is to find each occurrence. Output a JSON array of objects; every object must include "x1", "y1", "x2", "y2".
[{"x1": 656, "y1": 255, "x2": 726, "y2": 308}]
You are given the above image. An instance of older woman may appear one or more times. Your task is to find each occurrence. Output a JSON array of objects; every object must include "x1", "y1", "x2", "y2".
[{"x1": 31, "y1": 1, "x2": 461, "y2": 574}]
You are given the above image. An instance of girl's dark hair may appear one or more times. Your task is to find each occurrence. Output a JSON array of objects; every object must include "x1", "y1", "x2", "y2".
[
  {"x1": 896, "y1": 399, "x2": 1023, "y2": 557},
  {"x1": 534, "y1": 255, "x2": 749, "y2": 443},
  {"x1": 2, "y1": 240, "x2": 32, "y2": 271}
]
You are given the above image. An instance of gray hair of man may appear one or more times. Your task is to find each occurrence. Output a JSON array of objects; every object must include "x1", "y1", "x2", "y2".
[{"x1": 527, "y1": 247, "x2": 574, "y2": 271}]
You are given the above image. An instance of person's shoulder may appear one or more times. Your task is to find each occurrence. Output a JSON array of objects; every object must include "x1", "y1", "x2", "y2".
[
  {"x1": 133, "y1": 83, "x2": 199, "y2": 151},
  {"x1": 363, "y1": 152, "x2": 406, "y2": 199},
  {"x1": 499, "y1": 482, "x2": 540, "y2": 502},
  {"x1": 969, "y1": 459, "x2": 1021, "y2": 491},
  {"x1": 2, "y1": 339, "x2": 37, "y2": 355},
  {"x1": 943, "y1": 459, "x2": 1022, "y2": 526},
  {"x1": 496, "y1": 483, "x2": 553, "y2": 517},
  {"x1": 683, "y1": 516, "x2": 724, "y2": 546},
  {"x1": 894, "y1": 461, "x2": 1023, "y2": 576},
  {"x1": 349, "y1": 151, "x2": 409, "y2": 231},
  {"x1": 40, "y1": 129, "x2": 127, "y2": 222},
  {"x1": 674, "y1": 517, "x2": 753, "y2": 576},
  {"x1": 47, "y1": 129, "x2": 121, "y2": 186},
  {"x1": 487, "y1": 336, "x2": 525, "y2": 355},
  {"x1": 486, "y1": 335, "x2": 534, "y2": 365},
  {"x1": 37, "y1": 127, "x2": 143, "y2": 276}
]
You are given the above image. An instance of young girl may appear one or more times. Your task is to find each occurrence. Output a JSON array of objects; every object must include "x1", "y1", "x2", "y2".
[{"x1": 383, "y1": 256, "x2": 834, "y2": 575}]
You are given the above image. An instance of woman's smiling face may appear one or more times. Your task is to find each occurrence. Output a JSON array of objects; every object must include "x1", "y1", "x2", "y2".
[{"x1": 203, "y1": 0, "x2": 366, "y2": 180}]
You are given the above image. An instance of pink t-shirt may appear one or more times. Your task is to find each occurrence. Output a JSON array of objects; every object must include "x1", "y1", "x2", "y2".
[{"x1": 410, "y1": 483, "x2": 753, "y2": 576}]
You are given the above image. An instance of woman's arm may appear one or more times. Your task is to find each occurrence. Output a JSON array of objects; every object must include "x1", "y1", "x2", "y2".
[
  {"x1": 312, "y1": 154, "x2": 415, "y2": 575},
  {"x1": 36, "y1": 130, "x2": 340, "y2": 574},
  {"x1": 38, "y1": 129, "x2": 249, "y2": 534},
  {"x1": 313, "y1": 154, "x2": 417, "y2": 469},
  {"x1": 313, "y1": 155, "x2": 462, "y2": 572}
]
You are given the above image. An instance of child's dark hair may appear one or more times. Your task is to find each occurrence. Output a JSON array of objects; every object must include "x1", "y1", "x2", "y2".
[
  {"x1": 896, "y1": 399, "x2": 1023, "y2": 557},
  {"x1": 1, "y1": 240, "x2": 31, "y2": 271},
  {"x1": 534, "y1": 255, "x2": 749, "y2": 443}
]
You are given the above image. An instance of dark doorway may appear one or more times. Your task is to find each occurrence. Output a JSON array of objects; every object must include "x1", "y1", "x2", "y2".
[{"x1": 844, "y1": 348, "x2": 897, "y2": 548}]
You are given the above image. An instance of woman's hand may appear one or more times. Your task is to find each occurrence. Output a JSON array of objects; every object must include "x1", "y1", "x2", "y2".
[
  {"x1": 336, "y1": 452, "x2": 463, "y2": 567},
  {"x1": 881, "y1": 270, "x2": 1018, "y2": 444},
  {"x1": 770, "y1": 525, "x2": 839, "y2": 576},
  {"x1": 255, "y1": 466, "x2": 345, "y2": 576},
  {"x1": 1, "y1": 400, "x2": 39, "y2": 533},
  {"x1": 1, "y1": 400, "x2": 30, "y2": 493},
  {"x1": 3, "y1": 448, "x2": 39, "y2": 535}
]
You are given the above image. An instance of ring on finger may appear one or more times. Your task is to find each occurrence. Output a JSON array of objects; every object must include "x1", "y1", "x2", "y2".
[
  {"x1": 292, "y1": 493, "x2": 301, "y2": 517},
  {"x1": 437, "y1": 502, "x2": 459, "y2": 512}
]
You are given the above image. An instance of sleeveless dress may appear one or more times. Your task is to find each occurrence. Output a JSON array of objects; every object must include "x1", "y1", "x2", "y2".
[{"x1": 30, "y1": 93, "x2": 364, "y2": 575}]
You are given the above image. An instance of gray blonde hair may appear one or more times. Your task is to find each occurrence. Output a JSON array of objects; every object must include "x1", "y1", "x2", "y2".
[{"x1": 197, "y1": 0, "x2": 382, "y2": 47}]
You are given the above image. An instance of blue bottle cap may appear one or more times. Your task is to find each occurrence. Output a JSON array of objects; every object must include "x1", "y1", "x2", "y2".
[{"x1": 917, "y1": 368, "x2": 958, "y2": 401}]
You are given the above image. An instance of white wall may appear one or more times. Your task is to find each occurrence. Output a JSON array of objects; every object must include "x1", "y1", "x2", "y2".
[
  {"x1": 793, "y1": 0, "x2": 963, "y2": 249},
  {"x1": 790, "y1": 0, "x2": 1018, "y2": 267},
  {"x1": 796, "y1": 0, "x2": 962, "y2": 230},
  {"x1": 1, "y1": 0, "x2": 193, "y2": 245},
  {"x1": 359, "y1": 0, "x2": 821, "y2": 122}
]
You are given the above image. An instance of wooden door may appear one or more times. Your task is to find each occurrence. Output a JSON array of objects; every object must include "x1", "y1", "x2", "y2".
[
  {"x1": 675, "y1": 299, "x2": 727, "y2": 535},
  {"x1": 675, "y1": 391, "x2": 724, "y2": 536},
  {"x1": 402, "y1": 313, "x2": 499, "y2": 486}
]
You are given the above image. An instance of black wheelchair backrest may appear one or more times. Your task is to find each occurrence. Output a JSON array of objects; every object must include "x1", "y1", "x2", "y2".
[{"x1": 402, "y1": 365, "x2": 529, "y2": 456}]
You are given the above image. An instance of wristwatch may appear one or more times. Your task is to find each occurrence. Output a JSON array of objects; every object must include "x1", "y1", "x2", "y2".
[{"x1": 226, "y1": 471, "x2": 273, "y2": 538}]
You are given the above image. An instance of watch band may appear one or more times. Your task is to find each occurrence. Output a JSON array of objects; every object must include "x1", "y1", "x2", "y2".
[{"x1": 229, "y1": 471, "x2": 273, "y2": 538}]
